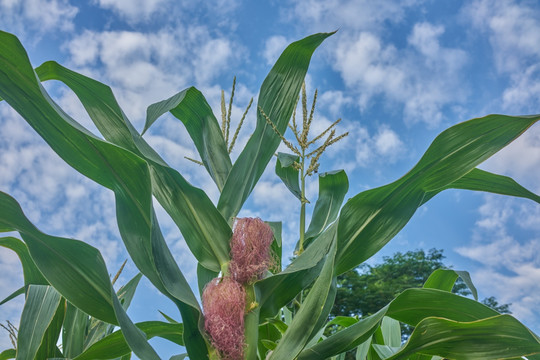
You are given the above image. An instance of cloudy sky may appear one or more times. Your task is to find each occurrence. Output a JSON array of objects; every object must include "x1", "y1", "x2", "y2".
[{"x1": 1, "y1": 0, "x2": 540, "y2": 356}]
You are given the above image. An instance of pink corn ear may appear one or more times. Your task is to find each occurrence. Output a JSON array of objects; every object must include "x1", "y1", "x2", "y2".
[
  {"x1": 202, "y1": 277, "x2": 246, "y2": 360},
  {"x1": 229, "y1": 217, "x2": 275, "y2": 284}
]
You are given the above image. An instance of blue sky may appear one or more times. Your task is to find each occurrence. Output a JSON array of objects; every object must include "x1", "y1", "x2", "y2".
[{"x1": 1, "y1": 0, "x2": 540, "y2": 357}]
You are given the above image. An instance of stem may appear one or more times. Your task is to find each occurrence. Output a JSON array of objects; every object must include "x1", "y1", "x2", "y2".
[
  {"x1": 298, "y1": 147, "x2": 306, "y2": 254},
  {"x1": 244, "y1": 284, "x2": 260, "y2": 360}
]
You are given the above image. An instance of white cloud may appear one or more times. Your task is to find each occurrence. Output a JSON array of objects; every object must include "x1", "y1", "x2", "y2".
[
  {"x1": 465, "y1": 0, "x2": 540, "y2": 74},
  {"x1": 0, "y1": 0, "x2": 78, "y2": 39},
  {"x1": 95, "y1": 0, "x2": 168, "y2": 22},
  {"x1": 502, "y1": 64, "x2": 540, "y2": 113},
  {"x1": 287, "y1": 0, "x2": 423, "y2": 32},
  {"x1": 464, "y1": 0, "x2": 540, "y2": 114},
  {"x1": 481, "y1": 125, "x2": 540, "y2": 192},
  {"x1": 65, "y1": 28, "x2": 241, "y2": 127},
  {"x1": 263, "y1": 35, "x2": 289, "y2": 65},
  {"x1": 332, "y1": 25, "x2": 467, "y2": 127},
  {"x1": 456, "y1": 194, "x2": 540, "y2": 332},
  {"x1": 334, "y1": 123, "x2": 405, "y2": 169}
]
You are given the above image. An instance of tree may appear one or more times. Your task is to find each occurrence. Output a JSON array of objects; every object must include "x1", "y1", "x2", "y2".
[{"x1": 332, "y1": 248, "x2": 511, "y2": 323}]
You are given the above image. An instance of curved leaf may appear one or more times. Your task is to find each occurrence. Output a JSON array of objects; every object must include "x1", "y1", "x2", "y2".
[
  {"x1": 0, "y1": 191, "x2": 116, "y2": 324},
  {"x1": 0, "y1": 192, "x2": 160, "y2": 360},
  {"x1": 275, "y1": 152, "x2": 302, "y2": 200},
  {"x1": 423, "y1": 269, "x2": 478, "y2": 300},
  {"x1": 297, "y1": 309, "x2": 384, "y2": 360},
  {"x1": 337, "y1": 114, "x2": 540, "y2": 275},
  {"x1": 62, "y1": 302, "x2": 88, "y2": 358},
  {"x1": 269, "y1": 238, "x2": 337, "y2": 360},
  {"x1": 0, "y1": 349, "x2": 15, "y2": 360},
  {"x1": 217, "y1": 32, "x2": 335, "y2": 222},
  {"x1": 0, "y1": 286, "x2": 24, "y2": 306},
  {"x1": 144, "y1": 87, "x2": 232, "y2": 191},
  {"x1": 304, "y1": 170, "x2": 348, "y2": 247},
  {"x1": 422, "y1": 167, "x2": 540, "y2": 205},
  {"x1": 35, "y1": 59, "x2": 231, "y2": 275},
  {"x1": 0, "y1": 236, "x2": 47, "y2": 292},
  {"x1": 2, "y1": 33, "x2": 213, "y2": 359},
  {"x1": 16, "y1": 285, "x2": 62, "y2": 360},
  {"x1": 74, "y1": 321, "x2": 184, "y2": 360},
  {"x1": 387, "y1": 315, "x2": 540, "y2": 360},
  {"x1": 299, "y1": 288, "x2": 506, "y2": 359},
  {"x1": 256, "y1": 222, "x2": 336, "y2": 319}
]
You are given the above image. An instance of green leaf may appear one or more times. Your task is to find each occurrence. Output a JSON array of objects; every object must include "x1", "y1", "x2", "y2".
[
  {"x1": 217, "y1": 32, "x2": 335, "y2": 222},
  {"x1": 372, "y1": 344, "x2": 400, "y2": 358},
  {"x1": 16, "y1": 285, "x2": 62, "y2": 360},
  {"x1": 422, "y1": 167, "x2": 540, "y2": 205},
  {"x1": 0, "y1": 349, "x2": 16, "y2": 360},
  {"x1": 256, "y1": 222, "x2": 336, "y2": 319},
  {"x1": 1, "y1": 32, "x2": 212, "y2": 359},
  {"x1": 74, "y1": 321, "x2": 184, "y2": 360},
  {"x1": 35, "y1": 58, "x2": 231, "y2": 275},
  {"x1": 336, "y1": 114, "x2": 540, "y2": 275},
  {"x1": 304, "y1": 170, "x2": 348, "y2": 247},
  {"x1": 299, "y1": 287, "x2": 506, "y2": 359},
  {"x1": 298, "y1": 309, "x2": 384, "y2": 359},
  {"x1": 0, "y1": 192, "x2": 160, "y2": 359},
  {"x1": 275, "y1": 152, "x2": 302, "y2": 200},
  {"x1": 144, "y1": 87, "x2": 232, "y2": 191},
  {"x1": 0, "y1": 286, "x2": 24, "y2": 305},
  {"x1": 35, "y1": 297, "x2": 65, "y2": 359},
  {"x1": 0, "y1": 191, "x2": 117, "y2": 324},
  {"x1": 117, "y1": 273, "x2": 143, "y2": 310},
  {"x1": 386, "y1": 288, "x2": 498, "y2": 326},
  {"x1": 269, "y1": 236, "x2": 337, "y2": 360},
  {"x1": 267, "y1": 221, "x2": 283, "y2": 272},
  {"x1": 386, "y1": 315, "x2": 540, "y2": 360},
  {"x1": 169, "y1": 355, "x2": 188, "y2": 360},
  {"x1": 423, "y1": 269, "x2": 478, "y2": 300},
  {"x1": 62, "y1": 302, "x2": 88, "y2": 358},
  {"x1": 380, "y1": 316, "x2": 401, "y2": 347},
  {"x1": 0, "y1": 237, "x2": 48, "y2": 288}
]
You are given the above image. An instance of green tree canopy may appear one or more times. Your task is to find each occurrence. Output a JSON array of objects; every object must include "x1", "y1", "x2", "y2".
[{"x1": 332, "y1": 249, "x2": 510, "y2": 320}]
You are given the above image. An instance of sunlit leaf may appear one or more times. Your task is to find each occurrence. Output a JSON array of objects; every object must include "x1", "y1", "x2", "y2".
[
  {"x1": 16, "y1": 285, "x2": 62, "y2": 360},
  {"x1": 145, "y1": 87, "x2": 232, "y2": 191},
  {"x1": 218, "y1": 32, "x2": 335, "y2": 222},
  {"x1": 387, "y1": 315, "x2": 540, "y2": 360}
]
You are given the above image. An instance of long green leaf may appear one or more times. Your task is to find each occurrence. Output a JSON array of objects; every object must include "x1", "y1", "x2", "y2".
[
  {"x1": 0, "y1": 192, "x2": 116, "y2": 324},
  {"x1": 74, "y1": 321, "x2": 184, "y2": 360},
  {"x1": 35, "y1": 297, "x2": 65, "y2": 359},
  {"x1": 269, "y1": 236, "x2": 337, "y2": 359},
  {"x1": 0, "y1": 193, "x2": 160, "y2": 359},
  {"x1": 83, "y1": 273, "x2": 143, "y2": 354},
  {"x1": 387, "y1": 315, "x2": 540, "y2": 360},
  {"x1": 256, "y1": 222, "x2": 336, "y2": 319},
  {"x1": 35, "y1": 59, "x2": 231, "y2": 274},
  {"x1": 304, "y1": 170, "x2": 348, "y2": 247},
  {"x1": 16, "y1": 285, "x2": 62, "y2": 360},
  {"x1": 423, "y1": 269, "x2": 478, "y2": 300},
  {"x1": 337, "y1": 114, "x2": 540, "y2": 275},
  {"x1": 0, "y1": 237, "x2": 48, "y2": 288},
  {"x1": 144, "y1": 87, "x2": 232, "y2": 191},
  {"x1": 217, "y1": 32, "x2": 334, "y2": 222},
  {"x1": 0, "y1": 286, "x2": 25, "y2": 306},
  {"x1": 298, "y1": 287, "x2": 507, "y2": 359},
  {"x1": 0, "y1": 31, "x2": 206, "y2": 358},
  {"x1": 0, "y1": 349, "x2": 15, "y2": 360},
  {"x1": 275, "y1": 152, "x2": 302, "y2": 200},
  {"x1": 298, "y1": 309, "x2": 384, "y2": 359},
  {"x1": 63, "y1": 302, "x2": 88, "y2": 358},
  {"x1": 422, "y1": 167, "x2": 540, "y2": 205}
]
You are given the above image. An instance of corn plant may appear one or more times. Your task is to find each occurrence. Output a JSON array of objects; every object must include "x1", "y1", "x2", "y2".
[{"x1": 1, "y1": 30, "x2": 540, "y2": 360}]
